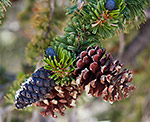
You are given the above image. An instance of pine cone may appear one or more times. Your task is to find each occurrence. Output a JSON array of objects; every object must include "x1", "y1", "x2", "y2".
[
  {"x1": 105, "y1": 0, "x2": 116, "y2": 11},
  {"x1": 35, "y1": 82, "x2": 82, "y2": 118},
  {"x1": 45, "y1": 47, "x2": 57, "y2": 60},
  {"x1": 15, "y1": 67, "x2": 55, "y2": 109},
  {"x1": 15, "y1": 67, "x2": 82, "y2": 118},
  {"x1": 73, "y1": 46, "x2": 135, "y2": 103}
]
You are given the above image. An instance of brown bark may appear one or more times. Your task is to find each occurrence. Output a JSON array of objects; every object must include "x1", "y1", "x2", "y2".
[
  {"x1": 142, "y1": 91, "x2": 150, "y2": 122},
  {"x1": 121, "y1": 19, "x2": 150, "y2": 64},
  {"x1": 117, "y1": 33, "x2": 125, "y2": 60}
]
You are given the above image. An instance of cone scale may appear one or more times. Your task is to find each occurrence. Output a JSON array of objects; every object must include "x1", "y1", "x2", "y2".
[
  {"x1": 15, "y1": 67, "x2": 82, "y2": 117},
  {"x1": 73, "y1": 46, "x2": 136, "y2": 103},
  {"x1": 15, "y1": 67, "x2": 55, "y2": 109},
  {"x1": 14, "y1": 45, "x2": 135, "y2": 118}
]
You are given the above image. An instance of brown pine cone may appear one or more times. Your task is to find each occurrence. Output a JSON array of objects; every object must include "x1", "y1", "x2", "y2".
[
  {"x1": 73, "y1": 46, "x2": 135, "y2": 103},
  {"x1": 35, "y1": 82, "x2": 82, "y2": 118}
]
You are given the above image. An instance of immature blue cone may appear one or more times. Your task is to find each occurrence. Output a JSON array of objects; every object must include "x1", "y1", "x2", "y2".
[
  {"x1": 105, "y1": 0, "x2": 116, "y2": 11},
  {"x1": 45, "y1": 48, "x2": 57, "y2": 60},
  {"x1": 15, "y1": 67, "x2": 55, "y2": 109},
  {"x1": 15, "y1": 66, "x2": 82, "y2": 118}
]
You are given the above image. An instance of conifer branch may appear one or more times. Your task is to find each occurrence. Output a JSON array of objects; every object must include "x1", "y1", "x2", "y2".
[
  {"x1": 4, "y1": 0, "x2": 147, "y2": 118},
  {"x1": 5, "y1": 73, "x2": 30, "y2": 105},
  {"x1": 0, "y1": 0, "x2": 11, "y2": 24},
  {"x1": 43, "y1": 0, "x2": 55, "y2": 42},
  {"x1": 43, "y1": 46, "x2": 75, "y2": 86},
  {"x1": 50, "y1": 0, "x2": 54, "y2": 21},
  {"x1": 26, "y1": 0, "x2": 58, "y2": 65},
  {"x1": 53, "y1": 0, "x2": 150, "y2": 56}
]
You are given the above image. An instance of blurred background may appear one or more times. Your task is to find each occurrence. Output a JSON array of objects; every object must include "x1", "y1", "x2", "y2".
[{"x1": 0, "y1": 0, "x2": 150, "y2": 122}]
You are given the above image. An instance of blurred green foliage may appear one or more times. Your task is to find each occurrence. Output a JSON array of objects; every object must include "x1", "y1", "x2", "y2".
[
  {"x1": 0, "y1": 0, "x2": 11, "y2": 24},
  {"x1": 0, "y1": 0, "x2": 150, "y2": 122},
  {"x1": 0, "y1": 65, "x2": 10, "y2": 84}
]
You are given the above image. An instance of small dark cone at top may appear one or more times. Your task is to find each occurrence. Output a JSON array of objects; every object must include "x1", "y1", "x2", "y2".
[
  {"x1": 45, "y1": 48, "x2": 57, "y2": 60},
  {"x1": 105, "y1": 0, "x2": 116, "y2": 11},
  {"x1": 15, "y1": 67, "x2": 55, "y2": 109},
  {"x1": 73, "y1": 46, "x2": 136, "y2": 103}
]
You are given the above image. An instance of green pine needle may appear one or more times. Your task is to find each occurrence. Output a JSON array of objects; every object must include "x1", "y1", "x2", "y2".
[
  {"x1": 0, "y1": 0, "x2": 11, "y2": 24},
  {"x1": 53, "y1": 0, "x2": 150, "y2": 53},
  {"x1": 5, "y1": 72, "x2": 30, "y2": 105},
  {"x1": 43, "y1": 46, "x2": 75, "y2": 86}
]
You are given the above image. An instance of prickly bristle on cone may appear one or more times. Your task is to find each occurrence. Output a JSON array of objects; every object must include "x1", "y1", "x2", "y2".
[
  {"x1": 35, "y1": 82, "x2": 82, "y2": 118},
  {"x1": 73, "y1": 46, "x2": 136, "y2": 103},
  {"x1": 15, "y1": 67, "x2": 55, "y2": 109}
]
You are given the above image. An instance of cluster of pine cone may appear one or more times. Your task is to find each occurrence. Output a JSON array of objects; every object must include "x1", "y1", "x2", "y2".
[
  {"x1": 36, "y1": 82, "x2": 82, "y2": 118},
  {"x1": 15, "y1": 46, "x2": 135, "y2": 118},
  {"x1": 15, "y1": 66, "x2": 82, "y2": 118}
]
